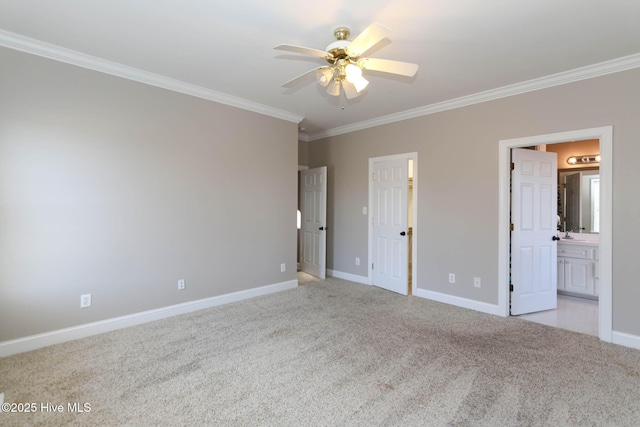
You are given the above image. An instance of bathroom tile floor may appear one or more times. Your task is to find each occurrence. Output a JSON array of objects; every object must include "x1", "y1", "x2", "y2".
[{"x1": 517, "y1": 294, "x2": 599, "y2": 337}]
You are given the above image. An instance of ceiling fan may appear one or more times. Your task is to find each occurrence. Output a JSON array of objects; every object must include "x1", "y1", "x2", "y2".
[{"x1": 274, "y1": 23, "x2": 419, "y2": 102}]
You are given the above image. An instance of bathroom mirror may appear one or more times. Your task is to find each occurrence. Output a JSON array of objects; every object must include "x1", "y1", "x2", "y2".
[{"x1": 558, "y1": 168, "x2": 600, "y2": 234}]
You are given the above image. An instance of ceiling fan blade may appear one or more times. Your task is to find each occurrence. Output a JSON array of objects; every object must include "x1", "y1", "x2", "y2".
[
  {"x1": 358, "y1": 58, "x2": 419, "y2": 77},
  {"x1": 346, "y1": 23, "x2": 391, "y2": 58},
  {"x1": 341, "y1": 80, "x2": 360, "y2": 99},
  {"x1": 274, "y1": 44, "x2": 333, "y2": 60},
  {"x1": 281, "y1": 67, "x2": 326, "y2": 88}
]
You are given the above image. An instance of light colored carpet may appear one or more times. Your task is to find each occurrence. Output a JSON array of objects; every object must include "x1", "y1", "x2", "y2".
[{"x1": 1, "y1": 275, "x2": 640, "y2": 426}]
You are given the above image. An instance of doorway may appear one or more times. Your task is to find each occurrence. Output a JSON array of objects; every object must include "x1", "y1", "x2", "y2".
[
  {"x1": 298, "y1": 166, "x2": 327, "y2": 279},
  {"x1": 519, "y1": 294, "x2": 598, "y2": 336},
  {"x1": 498, "y1": 127, "x2": 612, "y2": 342},
  {"x1": 368, "y1": 152, "x2": 418, "y2": 296}
]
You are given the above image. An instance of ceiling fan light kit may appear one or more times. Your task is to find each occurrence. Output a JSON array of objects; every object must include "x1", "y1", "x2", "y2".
[
  {"x1": 316, "y1": 68, "x2": 334, "y2": 87},
  {"x1": 275, "y1": 23, "x2": 418, "y2": 105}
]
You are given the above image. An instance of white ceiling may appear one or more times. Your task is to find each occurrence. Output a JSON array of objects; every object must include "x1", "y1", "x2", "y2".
[{"x1": 1, "y1": 1, "x2": 639, "y2": 139}]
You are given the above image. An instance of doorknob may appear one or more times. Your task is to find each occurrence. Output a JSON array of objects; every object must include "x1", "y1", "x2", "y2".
[
  {"x1": 400, "y1": 231, "x2": 406, "y2": 236},
  {"x1": 319, "y1": 226, "x2": 325, "y2": 231},
  {"x1": 552, "y1": 236, "x2": 560, "y2": 241}
]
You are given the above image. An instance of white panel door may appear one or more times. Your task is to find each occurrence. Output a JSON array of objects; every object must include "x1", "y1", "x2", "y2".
[
  {"x1": 372, "y1": 159, "x2": 408, "y2": 295},
  {"x1": 300, "y1": 167, "x2": 327, "y2": 279},
  {"x1": 511, "y1": 149, "x2": 558, "y2": 315}
]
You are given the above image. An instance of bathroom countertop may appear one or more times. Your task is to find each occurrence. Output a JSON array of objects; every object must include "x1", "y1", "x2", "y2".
[{"x1": 558, "y1": 238, "x2": 599, "y2": 246}]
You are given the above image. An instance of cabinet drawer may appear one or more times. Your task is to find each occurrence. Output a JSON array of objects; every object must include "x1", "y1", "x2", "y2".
[{"x1": 557, "y1": 244, "x2": 596, "y2": 260}]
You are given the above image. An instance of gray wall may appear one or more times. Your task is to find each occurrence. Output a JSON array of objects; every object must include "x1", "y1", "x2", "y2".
[
  {"x1": 298, "y1": 140, "x2": 308, "y2": 166},
  {"x1": 308, "y1": 68, "x2": 640, "y2": 337},
  {"x1": 0, "y1": 47, "x2": 298, "y2": 341}
]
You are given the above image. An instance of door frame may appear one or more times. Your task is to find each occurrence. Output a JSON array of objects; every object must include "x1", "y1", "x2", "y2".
[
  {"x1": 368, "y1": 152, "x2": 418, "y2": 294},
  {"x1": 498, "y1": 126, "x2": 613, "y2": 342}
]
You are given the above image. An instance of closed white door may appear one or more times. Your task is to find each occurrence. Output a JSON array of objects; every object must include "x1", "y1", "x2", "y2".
[
  {"x1": 511, "y1": 149, "x2": 558, "y2": 315},
  {"x1": 371, "y1": 158, "x2": 408, "y2": 295},
  {"x1": 300, "y1": 167, "x2": 327, "y2": 279}
]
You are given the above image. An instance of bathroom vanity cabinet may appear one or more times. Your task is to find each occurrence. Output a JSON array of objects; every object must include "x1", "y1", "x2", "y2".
[{"x1": 557, "y1": 241, "x2": 599, "y2": 299}]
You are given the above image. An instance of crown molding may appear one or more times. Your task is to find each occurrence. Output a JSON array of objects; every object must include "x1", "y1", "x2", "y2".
[
  {"x1": 3, "y1": 28, "x2": 637, "y2": 137},
  {"x1": 0, "y1": 29, "x2": 304, "y2": 124},
  {"x1": 307, "y1": 52, "x2": 640, "y2": 141},
  {"x1": 298, "y1": 133, "x2": 310, "y2": 142}
]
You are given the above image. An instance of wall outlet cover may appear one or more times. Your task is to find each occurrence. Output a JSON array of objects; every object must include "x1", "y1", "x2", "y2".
[{"x1": 80, "y1": 293, "x2": 91, "y2": 308}]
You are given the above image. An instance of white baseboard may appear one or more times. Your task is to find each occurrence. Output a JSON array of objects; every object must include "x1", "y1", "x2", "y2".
[
  {"x1": 327, "y1": 273, "x2": 502, "y2": 317},
  {"x1": 612, "y1": 331, "x2": 640, "y2": 350},
  {"x1": 413, "y1": 288, "x2": 503, "y2": 316},
  {"x1": 327, "y1": 269, "x2": 369, "y2": 285},
  {"x1": 415, "y1": 289, "x2": 640, "y2": 351},
  {"x1": 0, "y1": 279, "x2": 298, "y2": 358}
]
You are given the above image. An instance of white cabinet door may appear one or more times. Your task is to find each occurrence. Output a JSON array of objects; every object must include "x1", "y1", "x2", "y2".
[
  {"x1": 557, "y1": 258, "x2": 565, "y2": 290},
  {"x1": 557, "y1": 242, "x2": 598, "y2": 297},
  {"x1": 564, "y1": 258, "x2": 595, "y2": 295}
]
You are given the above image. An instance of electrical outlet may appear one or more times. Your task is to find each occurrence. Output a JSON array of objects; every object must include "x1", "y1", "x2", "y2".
[
  {"x1": 355, "y1": 257, "x2": 360, "y2": 266},
  {"x1": 448, "y1": 273, "x2": 456, "y2": 284},
  {"x1": 280, "y1": 263, "x2": 286, "y2": 272},
  {"x1": 80, "y1": 293, "x2": 91, "y2": 308},
  {"x1": 474, "y1": 277, "x2": 481, "y2": 288},
  {"x1": 178, "y1": 279, "x2": 185, "y2": 290}
]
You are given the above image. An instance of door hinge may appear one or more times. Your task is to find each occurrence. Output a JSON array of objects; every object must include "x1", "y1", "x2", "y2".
[
  {"x1": 372, "y1": 263, "x2": 374, "y2": 270},
  {"x1": 372, "y1": 172, "x2": 375, "y2": 180},
  {"x1": 510, "y1": 162, "x2": 515, "y2": 171},
  {"x1": 509, "y1": 283, "x2": 514, "y2": 292},
  {"x1": 510, "y1": 223, "x2": 514, "y2": 231}
]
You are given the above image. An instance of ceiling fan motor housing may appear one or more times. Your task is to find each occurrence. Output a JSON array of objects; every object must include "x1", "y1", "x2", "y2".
[
  {"x1": 326, "y1": 27, "x2": 352, "y2": 63},
  {"x1": 326, "y1": 42, "x2": 350, "y2": 61}
]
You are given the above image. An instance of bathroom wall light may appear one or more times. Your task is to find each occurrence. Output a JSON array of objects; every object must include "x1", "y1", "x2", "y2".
[{"x1": 567, "y1": 154, "x2": 600, "y2": 165}]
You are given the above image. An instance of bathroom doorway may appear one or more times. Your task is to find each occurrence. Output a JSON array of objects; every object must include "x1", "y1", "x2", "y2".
[{"x1": 498, "y1": 126, "x2": 612, "y2": 342}]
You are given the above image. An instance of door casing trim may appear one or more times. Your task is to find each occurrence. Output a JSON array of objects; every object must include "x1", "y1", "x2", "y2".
[{"x1": 498, "y1": 126, "x2": 613, "y2": 342}]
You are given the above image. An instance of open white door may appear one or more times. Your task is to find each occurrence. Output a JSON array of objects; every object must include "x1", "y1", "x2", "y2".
[
  {"x1": 371, "y1": 158, "x2": 409, "y2": 295},
  {"x1": 511, "y1": 149, "x2": 558, "y2": 315},
  {"x1": 300, "y1": 166, "x2": 327, "y2": 279}
]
